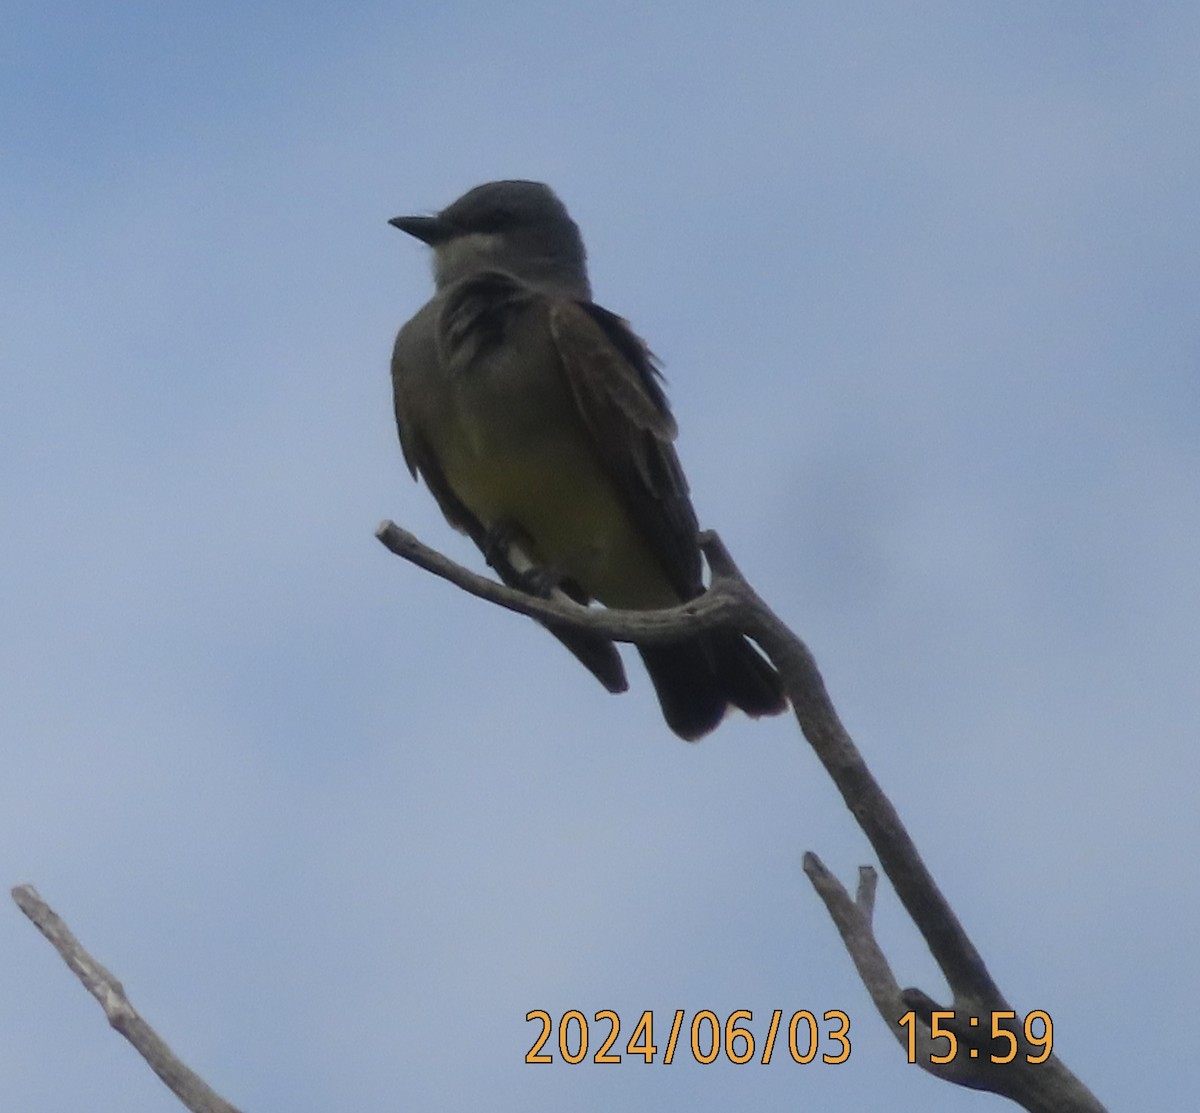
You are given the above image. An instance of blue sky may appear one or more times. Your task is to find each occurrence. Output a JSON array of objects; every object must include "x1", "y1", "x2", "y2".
[{"x1": 3, "y1": 3, "x2": 1197, "y2": 1109}]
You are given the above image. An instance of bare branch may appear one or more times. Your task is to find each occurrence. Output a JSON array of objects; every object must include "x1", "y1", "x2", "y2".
[
  {"x1": 12, "y1": 885, "x2": 244, "y2": 1113},
  {"x1": 379, "y1": 522, "x2": 1109, "y2": 1113},
  {"x1": 802, "y1": 853, "x2": 906, "y2": 1027},
  {"x1": 375, "y1": 519, "x2": 742, "y2": 642}
]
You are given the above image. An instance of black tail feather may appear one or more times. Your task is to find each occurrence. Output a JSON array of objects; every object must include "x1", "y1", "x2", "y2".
[
  {"x1": 639, "y1": 633, "x2": 787, "y2": 741},
  {"x1": 708, "y1": 631, "x2": 787, "y2": 719}
]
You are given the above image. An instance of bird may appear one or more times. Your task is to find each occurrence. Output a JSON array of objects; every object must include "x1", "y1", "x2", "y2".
[{"x1": 388, "y1": 180, "x2": 786, "y2": 739}]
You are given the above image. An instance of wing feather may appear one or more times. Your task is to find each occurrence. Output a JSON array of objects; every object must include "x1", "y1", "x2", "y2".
[{"x1": 548, "y1": 300, "x2": 703, "y2": 598}]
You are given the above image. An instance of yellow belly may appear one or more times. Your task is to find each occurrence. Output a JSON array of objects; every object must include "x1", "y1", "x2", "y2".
[{"x1": 440, "y1": 416, "x2": 677, "y2": 609}]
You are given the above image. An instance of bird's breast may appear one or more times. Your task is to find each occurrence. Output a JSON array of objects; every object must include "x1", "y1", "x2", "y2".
[{"x1": 435, "y1": 376, "x2": 673, "y2": 608}]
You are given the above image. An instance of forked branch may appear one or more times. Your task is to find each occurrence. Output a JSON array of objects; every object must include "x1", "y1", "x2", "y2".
[
  {"x1": 11, "y1": 522, "x2": 1107, "y2": 1113},
  {"x1": 376, "y1": 519, "x2": 1108, "y2": 1113}
]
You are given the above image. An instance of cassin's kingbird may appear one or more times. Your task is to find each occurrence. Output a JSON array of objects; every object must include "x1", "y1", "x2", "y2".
[{"x1": 389, "y1": 180, "x2": 786, "y2": 739}]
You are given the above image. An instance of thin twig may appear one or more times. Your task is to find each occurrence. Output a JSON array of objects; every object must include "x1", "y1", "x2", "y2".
[
  {"x1": 375, "y1": 520, "x2": 739, "y2": 641},
  {"x1": 12, "y1": 885, "x2": 244, "y2": 1113}
]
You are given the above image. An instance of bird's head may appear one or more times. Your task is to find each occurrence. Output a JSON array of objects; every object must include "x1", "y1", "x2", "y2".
[{"x1": 390, "y1": 180, "x2": 591, "y2": 299}]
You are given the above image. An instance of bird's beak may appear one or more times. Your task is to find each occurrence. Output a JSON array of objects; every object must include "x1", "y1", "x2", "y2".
[{"x1": 388, "y1": 214, "x2": 454, "y2": 245}]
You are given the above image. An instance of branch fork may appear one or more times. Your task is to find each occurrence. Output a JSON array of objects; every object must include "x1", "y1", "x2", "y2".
[{"x1": 11, "y1": 521, "x2": 1107, "y2": 1113}]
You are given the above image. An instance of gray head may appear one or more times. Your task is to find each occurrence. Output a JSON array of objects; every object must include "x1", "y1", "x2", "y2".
[{"x1": 390, "y1": 180, "x2": 591, "y2": 299}]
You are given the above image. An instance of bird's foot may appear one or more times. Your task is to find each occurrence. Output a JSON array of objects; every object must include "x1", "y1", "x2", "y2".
[
  {"x1": 481, "y1": 522, "x2": 563, "y2": 597},
  {"x1": 481, "y1": 521, "x2": 527, "y2": 573},
  {"x1": 516, "y1": 564, "x2": 566, "y2": 598}
]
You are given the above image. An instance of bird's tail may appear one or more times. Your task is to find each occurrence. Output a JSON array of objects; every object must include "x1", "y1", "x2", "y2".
[{"x1": 639, "y1": 632, "x2": 787, "y2": 741}]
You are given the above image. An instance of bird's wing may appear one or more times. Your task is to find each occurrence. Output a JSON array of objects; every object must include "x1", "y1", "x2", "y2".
[
  {"x1": 548, "y1": 299, "x2": 704, "y2": 599},
  {"x1": 391, "y1": 299, "x2": 443, "y2": 484}
]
